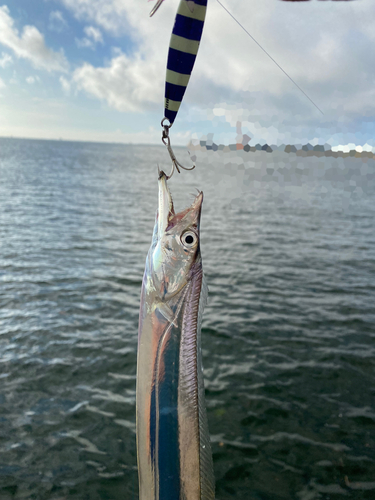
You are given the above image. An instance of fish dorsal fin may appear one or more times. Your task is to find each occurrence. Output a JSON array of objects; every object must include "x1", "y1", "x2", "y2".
[
  {"x1": 197, "y1": 273, "x2": 215, "y2": 499},
  {"x1": 197, "y1": 272, "x2": 208, "y2": 333}
]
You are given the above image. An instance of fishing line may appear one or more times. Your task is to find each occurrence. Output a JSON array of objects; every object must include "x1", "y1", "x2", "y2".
[{"x1": 216, "y1": 0, "x2": 324, "y2": 115}]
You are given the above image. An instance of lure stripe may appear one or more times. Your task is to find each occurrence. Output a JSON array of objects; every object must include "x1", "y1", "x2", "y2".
[
  {"x1": 190, "y1": 0, "x2": 207, "y2": 6},
  {"x1": 176, "y1": 1, "x2": 207, "y2": 21},
  {"x1": 165, "y1": 82, "x2": 186, "y2": 103},
  {"x1": 172, "y1": 15, "x2": 204, "y2": 42},
  {"x1": 165, "y1": 98, "x2": 180, "y2": 113},
  {"x1": 164, "y1": 0, "x2": 207, "y2": 125},
  {"x1": 167, "y1": 48, "x2": 196, "y2": 75},
  {"x1": 164, "y1": 108, "x2": 178, "y2": 127},
  {"x1": 166, "y1": 69, "x2": 190, "y2": 87},
  {"x1": 169, "y1": 34, "x2": 200, "y2": 55}
]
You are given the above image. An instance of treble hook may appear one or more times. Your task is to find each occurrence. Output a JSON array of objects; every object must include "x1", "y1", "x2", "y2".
[{"x1": 161, "y1": 118, "x2": 195, "y2": 180}]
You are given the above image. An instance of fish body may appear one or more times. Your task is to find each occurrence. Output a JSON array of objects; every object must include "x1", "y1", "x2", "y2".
[{"x1": 136, "y1": 172, "x2": 215, "y2": 500}]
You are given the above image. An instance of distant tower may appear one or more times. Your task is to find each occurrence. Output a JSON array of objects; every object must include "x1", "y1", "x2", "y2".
[{"x1": 236, "y1": 121, "x2": 251, "y2": 150}]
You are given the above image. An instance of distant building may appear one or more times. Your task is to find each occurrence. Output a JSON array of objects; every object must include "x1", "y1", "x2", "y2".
[
  {"x1": 261, "y1": 144, "x2": 272, "y2": 152},
  {"x1": 235, "y1": 121, "x2": 251, "y2": 150}
]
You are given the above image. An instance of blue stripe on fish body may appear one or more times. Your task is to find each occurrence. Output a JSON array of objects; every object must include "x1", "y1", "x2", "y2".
[
  {"x1": 157, "y1": 326, "x2": 181, "y2": 499},
  {"x1": 172, "y1": 14, "x2": 204, "y2": 42},
  {"x1": 149, "y1": 386, "x2": 156, "y2": 466}
]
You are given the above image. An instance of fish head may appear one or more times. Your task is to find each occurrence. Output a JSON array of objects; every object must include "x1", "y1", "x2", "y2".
[{"x1": 150, "y1": 171, "x2": 203, "y2": 301}]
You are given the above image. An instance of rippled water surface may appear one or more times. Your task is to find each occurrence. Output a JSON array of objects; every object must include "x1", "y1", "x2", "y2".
[{"x1": 1, "y1": 138, "x2": 375, "y2": 500}]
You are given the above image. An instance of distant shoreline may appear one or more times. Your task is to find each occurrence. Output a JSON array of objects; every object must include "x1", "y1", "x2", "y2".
[
  {"x1": 1, "y1": 136, "x2": 374, "y2": 159},
  {"x1": 189, "y1": 141, "x2": 375, "y2": 159}
]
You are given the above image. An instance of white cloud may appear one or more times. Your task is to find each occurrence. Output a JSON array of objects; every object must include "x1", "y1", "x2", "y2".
[
  {"x1": 75, "y1": 37, "x2": 95, "y2": 49},
  {"x1": 58, "y1": 0, "x2": 134, "y2": 36},
  {"x1": 0, "y1": 51, "x2": 12, "y2": 68},
  {"x1": 59, "y1": 75, "x2": 71, "y2": 94},
  {"x1": 9, "y1": 70, "x2": 18, "y2": 85},
  {"x1": 84, "y1": 26, "x2": 103, "y2": 43},
  {"x1": 0, "y1": 5, "x2": 69, "y2": 72},
  {"x1": 48, "y1": 10, "x2": 68, "y2": 33},
  {"x1": 60, "y1": 0, "x2": 375, "y2": 144},
  {"x1": 26, "y1": 75, "x2": 40, "y2": 84},
  {"x1": 68, "y1": 1, "x2": 182, "y2": 111},
  {"x1": 76, "y1": 25, "x2": 103, "y2": 49},
  {"x1": 73, "y1": 51, "x2": 162, "y2": 112},
  {"x1": 0, "y1": 76, "x2": 5, "y2": 89}
]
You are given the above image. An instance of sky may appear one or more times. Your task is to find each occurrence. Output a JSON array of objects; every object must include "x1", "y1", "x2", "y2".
[{"x1": 0, "y1": 0, "x2": 374, "y2": 147}]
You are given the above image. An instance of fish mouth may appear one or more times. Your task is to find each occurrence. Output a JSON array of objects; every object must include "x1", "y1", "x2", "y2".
[
  {"x1": 158, "y1": 170, "x2": 203, "y2": 239},
  {"x1": 158, "y1": 171, "x2": 175, "y2": 240}
]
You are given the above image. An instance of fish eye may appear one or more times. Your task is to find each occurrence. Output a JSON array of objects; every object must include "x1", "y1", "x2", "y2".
[{"x1": 181, "y1": 231, "x2": 197, "y2": 248}]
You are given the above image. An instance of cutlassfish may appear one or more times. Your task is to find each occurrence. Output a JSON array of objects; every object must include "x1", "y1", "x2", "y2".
[{"x1": 136, "y1": 171, "x2": 215, "y2": 499}]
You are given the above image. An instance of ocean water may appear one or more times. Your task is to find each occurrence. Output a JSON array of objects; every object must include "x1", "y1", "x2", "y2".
[{"x1": 0, "y1": 137, "x2": 374, "y2": 500}]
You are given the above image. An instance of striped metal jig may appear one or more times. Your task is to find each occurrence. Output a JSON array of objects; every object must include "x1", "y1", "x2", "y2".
[
  {"x1": 150, "y1": 0, "x2": 208, "y2": 178},
  {"x1": 164, "y1": 0, "x2": 207, "y2": 125}
]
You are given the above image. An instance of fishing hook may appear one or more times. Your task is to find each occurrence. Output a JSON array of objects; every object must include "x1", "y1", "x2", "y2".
[{"x1": 161, "y1": 118, "x2": 195, "y2": 180}]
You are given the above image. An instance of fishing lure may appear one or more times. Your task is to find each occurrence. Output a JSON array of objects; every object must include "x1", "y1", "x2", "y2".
[
  {"x1": 149, "y1": 0, "x2": 208, "y2": 177},
  {"x1": 136, "y1": 171, "x2": 215, "y2": 499},
  {"x1": 163, "y1": 0, "x2": 207, "y2": 126}
]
